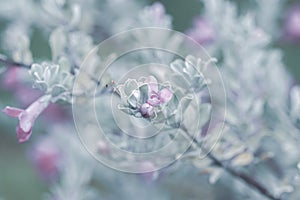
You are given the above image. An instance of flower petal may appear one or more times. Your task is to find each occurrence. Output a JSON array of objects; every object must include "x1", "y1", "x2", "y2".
[
  {"x1": 16, "y1": 125, "x2": 32, "y2": 143},
  {"x1": 19, "y1": 111, "x2": 35, "y2": 133},
  {"x1": 146, "y1": 76, "x2": 158, "y2": 95},
  {"x1": 2, "y1": 106, "x2": 24, "y2": 117},
  {"x1": 159, "y1": 88, "x2": 173, "y2": 104},
  {"x1": 140, "y1": 103, "x2": 154, "y2": 118},
  {"x1": 147, "y1": 93, "x2": 161, "y2": 106}
]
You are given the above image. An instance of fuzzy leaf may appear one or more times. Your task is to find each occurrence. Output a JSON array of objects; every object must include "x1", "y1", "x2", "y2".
[{"x1": 231, "y1": 152, "x2": 254, "y2": 167}]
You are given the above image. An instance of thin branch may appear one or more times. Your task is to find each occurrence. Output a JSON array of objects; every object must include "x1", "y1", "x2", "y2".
[
  {"x1": 0, "y1": 54, "x2": 117, "y2": 99},
  {"x1": 182, "y1": 128, "x2": 281, "y2": 200},
  {"x1": 0, "y1": 54, "x2": 31, "y2": 69},
  {"x1": 1, "y1": 53, "x2": 281, "y2": 200}
]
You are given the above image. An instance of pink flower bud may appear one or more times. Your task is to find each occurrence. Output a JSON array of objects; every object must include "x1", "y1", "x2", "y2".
[
  {"x1": 186, "y1": 17, "x2": 216, "y2": 45},
  {"x1": 145, "y1": 76, "x2": 173, "y2": 106},
  {"x1": 2, "y1": 95, "x2": 51, "y2": 142},
  {"x1": 2, "y1": 67, "x2": 19, "y2": 89},
  {"x1": 31, "y1": 138, "x2": 60, "y2": 180},
  {"x1": 97, "y1": 140, "x2": 110, "y2": 155},
  {"x1": 138, "y1": 161, "x2": 159, "y2": 183},
  {"x1": 140, "y1": 103, "x2": 154, "y2": 118},
  {"x1": 284, "y1": 5, "x2": 300, "y2": 42}
]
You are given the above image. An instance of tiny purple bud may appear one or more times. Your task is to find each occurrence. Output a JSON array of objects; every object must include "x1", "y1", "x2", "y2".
[
  {"x1": 31, "y1": 138, "x2": 60, "y2": 180},
  {"x1": 146, "y1": 76, "x2": 159, "y2": 95},
  {"x1": 145, "y1": 76, "x2": 173, "y2": 106},
  {"x1": 158, "y1": 88, "x2": 173, "y2": 104},
  {"x1": 2, "y1": 67, "x2": 19, "y2": 89},
  {"x1": 140, "y1": 103, "x2": 155, "y2": 118},
  {"x1": 186, "y1": 17, "x2": 216, "y2": 45},
  {"x1": 149, "y1": 2, "x2": 166, "y2": 19},
  {"x1": 138, "y1": 76, "x2": 173, "y2": 118},
  {"x1": 138, "y1": 161, "x2": 159, "y2": 183},
  {"x1": 284, "y1": 5, "x2": 300, "y2": 42},
  {"x1": 97, "y1": 140, "x2": 110, "y2": 155},
  {"x1": 147, "y1": 93, "x2": 161, "y2": 106}
]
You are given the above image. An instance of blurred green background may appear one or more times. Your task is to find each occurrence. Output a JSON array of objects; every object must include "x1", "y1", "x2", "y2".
[{"x1": 0, "y1": 0, "x2": 300, "y2": 199}]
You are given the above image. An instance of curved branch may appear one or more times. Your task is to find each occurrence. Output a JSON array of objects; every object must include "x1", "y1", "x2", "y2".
[
  {"x1": 0, "y1": 54, "x2": 31, "y2": 69},
  {"x1": 182, "y1": 128, "x2": 281, "y2": 200}
]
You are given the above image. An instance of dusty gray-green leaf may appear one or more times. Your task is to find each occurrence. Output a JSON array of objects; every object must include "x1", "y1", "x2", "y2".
[{"x1": 231, "y1": 152, "x2": 254, "y2": 167}]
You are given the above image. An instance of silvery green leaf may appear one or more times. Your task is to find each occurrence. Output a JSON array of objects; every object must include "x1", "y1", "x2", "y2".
[
  {"x1": 30, "y1": 62, "x2": 74, "y2": 102},
  {"x1": 49, "y1": 27, "x2": 67, "y2": 61},
  {"x1": 61, "y1": 72, "x2": 74, "y2": 88},
  {"x1": 127, "y1": 90, "x2": 140, "y2": 108},
  {"x1": 49, "y1": 64, "x2": 60, "y2": 77},
  {"x1": 192, "y1": 157, "x2": 212, "y2": 169},
  {"x1": 231, "y1": 152, "x2": 254, "y2": 167},
  {"x1": 221, "y1": 145, "x2": 246, "y2": 160},
  {"x1": 171, "y1": 59, "x2": 190, "y2": 81},
  {"x1": 290, "y1": 86, "x2": 300, "y2": 121},
  {"x1": 43, "y1": 67, "x2": 52, "y2": 84},
  {"x1": 34, "y1": 80, "x2": 48, "y2": 92},
  {"x1": 166, "y1": 111, "x2": 181, "y2": 128},
  {"x1": 209, "y1": 168, "x2": 223, "y2": 184},
  {"x1": 124, "y1": 79, "x2": 139, "y2": 97},
  {"x1": 162, "y1": 93, "x2": 180, "y2": 116},
  {"x1": 152, "y1": 110, "x2": 165, "y2": 124},
  {"x1": 51, "y1": 85, "x2": 67, "y2": 97},
  {"x1": 69, "y1": 4, "x2": 81, "y2": 28},
  {"x1": 178, "y1": 94, "x2": 194, "y2": 113},
  {"x1": 58, "y1": 56, "x2": 71, "y2": 73},
  {"x1": 170, "y1": 59, "x2": 184, "y2": 74},
  {"x1": 170, "y1": 74, "x2": 189, "y2": 90},
  {"x1": 138, "y1": 84, "x2": 149, "y2": 103},
  {"x1": 12, "y1": 35, "x2": 33, "y2": 64},
  {"x1": 199, "y1": 103, "x2": 212, "y2": 127},
  {"x1": 117, "y1": 104, "x2": 136, "y2": 115},
  {"x1": 184, "y1": 59, "x2": 197, "y2": 78},
  {"x1": 31, "y1": 64, "x2": 44, "y2": 80}
]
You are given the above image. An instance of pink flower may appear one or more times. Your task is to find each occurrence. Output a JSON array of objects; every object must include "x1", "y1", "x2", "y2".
[
  {"x1": 140, "y1": 76, "x2": 173, "y2": 118},
  {"x1": 15, "y1": 85, "x2": 42, "y2": 106},
  {"x1": 138, "y1": 161, "x2": 159, "y2": 183},
  {"x1": 283, "y1": 5, "x2": 300, "y2": 42},
  {"x1": 97, "y1": 140, "x2": 110, "y2": 155},
  {"x1": 146, "y1": 76, "x2": 173, "y2": 106},
  {"x1": 2, "y1": 95, "x2": 51, "y2": 143},
  {"x1": 148, "y1": 2, "x2": 166, "y2": 20},
  {"x1": 186, "y1": 17, "x2": 216, "y2": 45},
  {"x1": 31, "y1": 138, "x2": 60, "y2": 180},
  {"x1": 2, "y1": 67, "x2": 19, "y2": 89},
  {"x1": 140, "y1": 103, "x2": 155, "y2": 118}
]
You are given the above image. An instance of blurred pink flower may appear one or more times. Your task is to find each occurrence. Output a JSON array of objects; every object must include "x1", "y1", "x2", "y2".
[
  {"x1": 13, "y1": 86, "x2": 69, "y2": 123},
  {"x1": 2, "y1": 67, "x2": 69, "y2": 123},
  {"x1": 149, "y1": 2, "x2": 166, "y2": 19},
  {"x1": 140, "y1": 76, "x2": 172, "y2": 118},
  {"x1": 138, "y1": 161, "x2": 159, "y2": 183},
  {"x1": 146, "y1": 76, "x2": 173, "y2": 106},
  {"x1": 14, "y1": 85, "x2": 42, "y2": 106},
  {"x1": 2, "y1": 95, "x2": 51, "y2": 143},
  {"x1": 43, "y1": 103, "x2": 70, "y2": 123},
  {"x1": 31, "y1": 138, "x2": 61, "y2": 180},
  {"x1": 2, "y1": 66, "x2": 19, "y2": 89},
  {"x1": 97, "y1": 139, "x2": 110, "y2": 155},
  {"x1": 284, "y1": 5, "x2": 300, "y2": 42},
  {"x1": 1, "y1": 66, "x2": 43, "y2": 106},
  {"x1": 140, "y1": 103, "x2": 155, "y2": 118},
  {"x1": 186, "y1": 17, "x2": 216, "y2": 45}
]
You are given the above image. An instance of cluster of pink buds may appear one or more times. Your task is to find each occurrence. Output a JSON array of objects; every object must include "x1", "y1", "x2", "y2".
[{"x1": 140, "y1": 76, "x2": 173, "y2": 118}]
